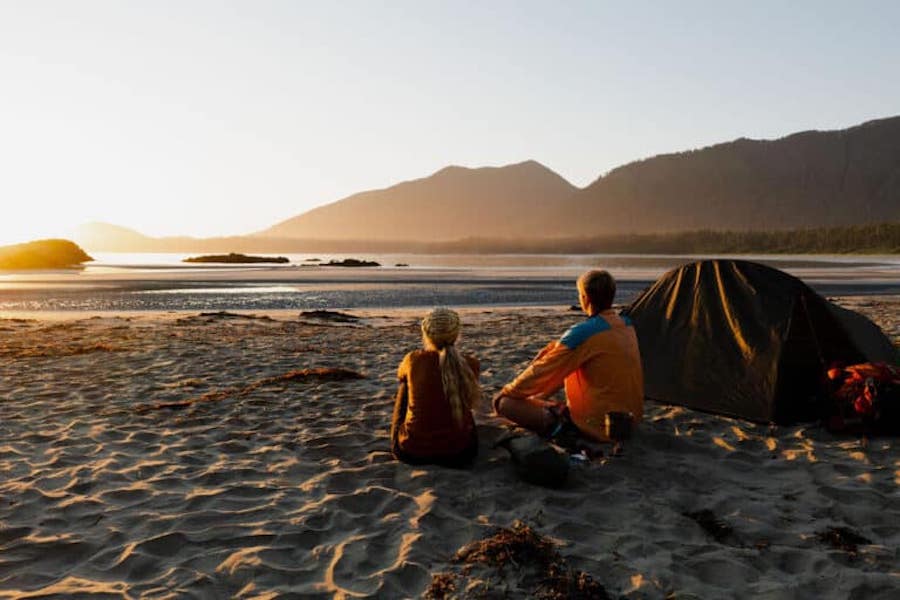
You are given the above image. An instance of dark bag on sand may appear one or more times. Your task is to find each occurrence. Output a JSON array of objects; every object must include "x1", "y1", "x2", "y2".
[
  {"x1": 497, "y1": 433, "x2": 569, "y2": 488},
  {"x1": 826, "y1": 362, "x2": 900, "y2": 435}
]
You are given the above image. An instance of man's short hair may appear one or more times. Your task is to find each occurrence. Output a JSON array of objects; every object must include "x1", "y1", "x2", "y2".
[{"x1": 578, "y1": 270, "x2": 616, "y2": 311}]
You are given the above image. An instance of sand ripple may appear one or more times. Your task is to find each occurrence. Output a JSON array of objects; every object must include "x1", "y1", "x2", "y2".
[{"x1": 0, "y1": 301, "x2": 897, "y2": 598}]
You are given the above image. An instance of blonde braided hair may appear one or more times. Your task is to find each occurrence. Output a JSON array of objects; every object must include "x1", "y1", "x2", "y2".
[{"x1": 421, "y1": 308, "x2": 481, "y2": 425}]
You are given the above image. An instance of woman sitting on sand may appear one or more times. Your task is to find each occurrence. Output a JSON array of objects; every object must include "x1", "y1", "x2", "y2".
[{"x1": 391, "y1": 308, "x2": 481, "y2": 467}]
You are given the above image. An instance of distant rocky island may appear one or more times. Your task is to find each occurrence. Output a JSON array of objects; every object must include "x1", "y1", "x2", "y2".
[
  {"x1": 326, "y1": 258, "x2": 380, "y2": 267},
  {"x1": 296, "y1": 258, "x2": 381, "y2": 268},
  {"x1": 183, "y1": 253, "x2": 289, "y2": 264},
  {"x1": 0, "y1": 239, "x2": 93, "y2": 269}
]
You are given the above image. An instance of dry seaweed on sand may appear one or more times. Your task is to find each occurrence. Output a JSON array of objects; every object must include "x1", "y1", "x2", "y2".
[
  {"x1": 174, "y1": 312, "x2": 276, "y2": 326},
  {"x1": 426, "y1": 573, "x2": 458, "y2": 599},
  {"x1": 198, "y1": 311, "x2": 275, "y2": 321},
  {"x1": 816, "y1": 526, "x2": 871, "y2": 555},
  {"x1": 0, "y1": 341, "x2": 121, "y2": 359},
  {"x1": 298, "y1": 309, "x2": 361, "y2": 323},
  {"x1": 425, "y1": 521, "x2": 610, "y2": 600},
  {"x1": 137, "y1": 367, "x2": 365, "y2": 412},
  {"x1": 254, "y1": 368, "x2": 365, "y2": 386}
]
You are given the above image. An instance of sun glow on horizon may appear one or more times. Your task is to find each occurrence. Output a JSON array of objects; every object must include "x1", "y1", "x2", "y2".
[
  {"x1": 1, "y1": 2, "x2": 898, "y2": 249},
  {"x1": 0, "y1": 220, "x2": 77, "y2": 248}
]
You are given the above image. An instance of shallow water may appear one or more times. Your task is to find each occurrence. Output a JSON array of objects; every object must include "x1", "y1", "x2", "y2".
[{"x1": 0, "y1": 253, "x2": 898, "y2": 312}]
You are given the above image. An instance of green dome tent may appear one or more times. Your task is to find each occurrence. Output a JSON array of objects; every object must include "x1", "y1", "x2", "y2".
[{"x1": 623, "y1": 260, "x2": 897, "y2": 424}]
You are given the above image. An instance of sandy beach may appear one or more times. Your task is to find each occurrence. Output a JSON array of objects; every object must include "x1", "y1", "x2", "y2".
[{"x1": 0, "y1": 297, "x2": 897, "y2": 598}]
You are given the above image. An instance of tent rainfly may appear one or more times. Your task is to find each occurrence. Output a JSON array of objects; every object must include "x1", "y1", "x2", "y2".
[{"x1": 623, "y1": 260, "x2": 897, "y2": 424}]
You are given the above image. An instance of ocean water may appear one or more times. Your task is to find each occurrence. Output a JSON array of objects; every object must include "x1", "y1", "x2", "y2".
[{"x1": 1, "y1": 252, "x2": 898, "y2": 312}]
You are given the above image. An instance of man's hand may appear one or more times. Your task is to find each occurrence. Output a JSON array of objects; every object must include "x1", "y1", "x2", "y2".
[{"x1": 491, "y1": 390, "x2": 507, "y2": 413}]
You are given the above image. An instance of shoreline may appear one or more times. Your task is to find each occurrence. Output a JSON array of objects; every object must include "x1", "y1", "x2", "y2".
[
  {"x1": 3, "y1": 254, "x2": 899, "y2": 313},
  {"x1": 0, "y1": 304, "x2": 571, "y2": 325},
  {"x1": 1, "y1": 292, "x2": 899, "y2": 325},
  {"x1": 1, "y1": 282, "x2": 899, "y2": 316}
]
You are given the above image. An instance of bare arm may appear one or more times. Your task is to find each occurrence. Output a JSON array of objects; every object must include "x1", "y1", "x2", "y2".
[{"x1": 390, "y1": 379, "x2": 408, "y2": 455}]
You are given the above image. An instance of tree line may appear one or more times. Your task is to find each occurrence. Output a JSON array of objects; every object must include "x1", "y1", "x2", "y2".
[{"x1": 427, "y1": 222, "x2": 900, "y2": 255}]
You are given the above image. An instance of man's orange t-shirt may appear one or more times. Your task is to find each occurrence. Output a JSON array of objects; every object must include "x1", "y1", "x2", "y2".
[{"x1": 501, "y1": 310, "x2": 643, "y2": 441}]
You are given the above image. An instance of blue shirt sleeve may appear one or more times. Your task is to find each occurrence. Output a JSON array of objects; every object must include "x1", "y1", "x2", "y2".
[{"x1": 559, "y1": 316, "x2": 611, "y2": 349}]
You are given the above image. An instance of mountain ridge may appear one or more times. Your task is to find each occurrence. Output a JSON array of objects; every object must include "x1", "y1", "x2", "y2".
[
  {"x1": 261, "y1": 159, "x2": 578, "y2": 241},
  {"x1": 558, "y1": 115, "x2": 900, "y2": 235},
  {"x1": 77, "y1": 115, "x2": 900, "y2": 251}
]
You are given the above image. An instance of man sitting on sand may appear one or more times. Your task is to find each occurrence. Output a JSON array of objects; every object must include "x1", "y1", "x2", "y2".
[{"x1": 493, "y1": 270, "x2": 643, "y2": 442}]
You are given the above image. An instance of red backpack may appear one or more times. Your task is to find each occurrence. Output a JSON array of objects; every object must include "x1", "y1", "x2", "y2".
[{"x1": 826, "y1": 362, "x2": 900, "y2": 434}]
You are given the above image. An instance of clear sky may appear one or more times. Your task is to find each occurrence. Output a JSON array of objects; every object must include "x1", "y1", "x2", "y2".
[{"x1": 1, "y1": 0, "x2": 898, "y2": 244}]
